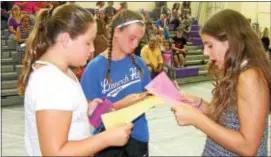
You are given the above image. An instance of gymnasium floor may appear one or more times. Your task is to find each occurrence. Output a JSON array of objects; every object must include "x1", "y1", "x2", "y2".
[{"x1": 1, "y1": 81, "x2": 270, "y2": 156}]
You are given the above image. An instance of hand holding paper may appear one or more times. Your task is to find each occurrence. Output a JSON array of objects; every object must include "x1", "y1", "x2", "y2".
[
  {"x1": 88, "y1": 98, "x2": 113, "y2": 128},
  {"x1": 101, "y1": 96, "x2": 164, "y2": 130},
  {"x1": 145, "y1": 72, "x2": 200, "y2": 106},
  {"x1": 145, "y1": 72, "x2": 183, "y2": 106}
]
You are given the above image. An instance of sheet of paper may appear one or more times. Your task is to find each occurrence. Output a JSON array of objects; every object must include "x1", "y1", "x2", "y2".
[
  {"x1": 145, "y1": 72, "x2": 200, "y2": 106},
  {"x1": 101, "y1": 96, "x2": 164, "y2": 130},
  {"x1": 88, "y1": 99, "x2": 113, "y2": 128},
  {"x1": 145, "y1": 72, "x2": 183, "y2": 106}
]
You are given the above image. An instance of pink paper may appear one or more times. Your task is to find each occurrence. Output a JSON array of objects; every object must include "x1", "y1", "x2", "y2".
[
  {"x1": 145, "y1": 72, "x2": 199, "y2": 106},
  {"x1": 89, "y1": 98, "x2": 113, "y2": 128},
  {"x1": 145, "y1": 72, "x2": 183, "y2": 106}
]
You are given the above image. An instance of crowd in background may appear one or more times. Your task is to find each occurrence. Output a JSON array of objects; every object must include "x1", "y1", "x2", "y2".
[{"x1": 1, "y1": 1, "x2": 270, "y2": 78}]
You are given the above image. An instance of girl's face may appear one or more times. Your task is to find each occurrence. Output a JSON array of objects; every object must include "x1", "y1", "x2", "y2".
[
  {"x1": 148, "y1": 37, "x2": 156, "y2": 49},
  {"x1": 201, "y1": 33, "x2": 229, "y2": 70},
  {"x1": 98, "y1": 12, "x2": 105, "y2": 20},
  {"x1": 12, "y1": 8, "x2": 20, "y2": 17},
  {"x1": 22, "y1": 17, "x2": 30, "y2": 27},
  {"x1": 163, "y1": 42, "x2": 170, "y2": 51},
  {"x1": 114, "y1": 23, "x2": 145, "y2": 54},
  {"x1": 67, "y1": 23, "x2": 97, "y2": 67}
]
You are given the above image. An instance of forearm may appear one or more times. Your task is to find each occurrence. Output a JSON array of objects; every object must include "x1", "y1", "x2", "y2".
[
  {"x1": 9, "y1": 27, "x2": 16, "y2": 34},
  {"x1": 113, "y1": 99, "x2": 134, "y2": 110},
  {"x1": 194, "y1": 114, "x2": 255, "y2": 156},
  {"x1": 173, "y1": 47, "x2": 185, "y2": 53},
  {"x1": 181, "y1": 48, "x2": 187, "y2": 53},
  {"x1": 55, "y1": 131, "x2": 110, "y2": 156},
  {"x1": 172, "y1": 46, "x2": 181, "y2": 52}
]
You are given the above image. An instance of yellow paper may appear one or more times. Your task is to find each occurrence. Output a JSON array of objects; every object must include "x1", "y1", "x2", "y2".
[{"x1": 101, "y1": 96, "x2": 164, "y2": 130}]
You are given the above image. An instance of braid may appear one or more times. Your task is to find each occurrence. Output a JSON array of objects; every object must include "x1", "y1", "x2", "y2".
[
  {"x1": 129, "y1": 54, "x2": 144, "y2": 78},
  {"x1": 105, "y1": 28, "x2": 114, "y2": 83}
]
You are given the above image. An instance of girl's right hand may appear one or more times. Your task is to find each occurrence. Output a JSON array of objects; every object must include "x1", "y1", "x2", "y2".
[{"x1": 105, "y1": 123, "x2": 133, "y2": 146}]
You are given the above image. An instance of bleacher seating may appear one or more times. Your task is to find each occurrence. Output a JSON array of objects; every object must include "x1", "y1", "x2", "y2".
[
  {"x1": 1, "y1": 29, "x2": 24, "y2": 106},
  {"x1": 165, "y1": 18, "x2": 211, "y2": 84}
]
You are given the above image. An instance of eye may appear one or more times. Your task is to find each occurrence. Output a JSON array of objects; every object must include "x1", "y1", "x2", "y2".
[
  {"x1": 129, "y1": 37, "x2": 135, "y2": 41},
  {"x1": 208, "y1": 45, "x2": 213, "y2": 49}
]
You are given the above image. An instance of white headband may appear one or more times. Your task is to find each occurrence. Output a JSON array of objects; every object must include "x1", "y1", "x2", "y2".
[{"x1": 116, "y1": 20, "x2": 145, "y2": 28}]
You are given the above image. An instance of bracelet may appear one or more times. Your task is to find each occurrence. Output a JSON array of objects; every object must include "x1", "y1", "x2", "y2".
[{"x1": 197, "y1": 97, "x2": 203, "y2": 108}]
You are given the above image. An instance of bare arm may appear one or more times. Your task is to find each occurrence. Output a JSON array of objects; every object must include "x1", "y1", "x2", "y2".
[
  {"x1": 183, "y1": 45, "x2": 188, "y2": 54},
  {"x1": 16, "y1": 27, "x2": 21, "y2": 41},
  {"x1": 37, "y1": 110, "x2": 132, "y2": 156},
  {"x1": 9, "y1": 25, "x2": 16, "y2": 34},
  {"x1": 113, "y1": 92, "x2": 148, "y2": 110},
  {"x1": 172, "y1": 43, "x2": 186, "y2": 53},
  {"x1": 193, "y1": 68, "x2": 269, "y2": 156}
]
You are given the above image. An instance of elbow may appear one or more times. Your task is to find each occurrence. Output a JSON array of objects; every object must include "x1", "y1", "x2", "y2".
[
  {"x1": 239, "y1": 148, "x2": 257, "y2": 156},
  {"x1": 42, "y1": 150, "x2": 71, "y2": 156},
  {"x1": 237, "y1": 143, "x2": 259, "y2": 156}
]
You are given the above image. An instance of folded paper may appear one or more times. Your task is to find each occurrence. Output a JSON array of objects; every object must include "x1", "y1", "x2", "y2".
[
  {"x1": 145, "y1": 72, "x2": 198, "y2": 106},
  {"x1": 89, "y1": 98, "x2": 113, "y2": 128},
  {"x1": 145, "y1": 72, "x2": 183, "y2": 106},
  {"x1": 101, "y1": 96, "x2": 164, "y2": 130}
]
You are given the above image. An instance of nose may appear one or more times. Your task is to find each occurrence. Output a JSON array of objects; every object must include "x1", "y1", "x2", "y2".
[{"x1": 203, "y1": 47, "x2": 209, "y2": 56}]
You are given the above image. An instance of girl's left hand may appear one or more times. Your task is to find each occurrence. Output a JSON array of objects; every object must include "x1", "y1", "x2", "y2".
[
  {"x1": 88, "y1": 98, "x2": 103, "y2": 116},
  {"x1": 171, "y1": 103, "x2": 202, "y2": 126}
]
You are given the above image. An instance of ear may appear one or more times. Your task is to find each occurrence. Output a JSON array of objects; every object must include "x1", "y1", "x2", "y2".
[
  {"x1": 59, "y1": 32, "x2": 72, "y2": 49},
  {"x1": 113, "y1": 27, "x2": 121, "y2": 38}
]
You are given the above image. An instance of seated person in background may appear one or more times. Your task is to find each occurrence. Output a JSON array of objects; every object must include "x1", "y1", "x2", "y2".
[
  {"x1": 161, "y1": 40, "x2": 174, "y2": 67},
  {"x1": 117, "y1": 2, "x2": 127, "y2": 13},
  {"x1": 93, "y1": 9, "x2": 108, "y2": 58},
  {"x1": 141, "y1": 36, "x2": 164, "y2": 79},
  {"x1": 181, "y1": 12, "x2": 192, "y2": 40},
  {"x1": 181, "y1": 1, "x2": 191, "y2": 18},
  {"x1": 14, "y1": 2, "x2": 37, "y2": 25},
  {"x1": 156, "y1": 33, "x2": 165, "y2": 50},
  {"x1": 8, "y1": 5, "x2": 21, "y2": 39},
  {"x1": 172, "y1": 2, "x2": 181, "y2": 15},
  {"x1": 161, "y1": 5, "x2": 171, "y2": 19},
  {"x1": 16, "y1": 14, "x2": 33, "y2": 64},
  {"x1": 16, "y1": 14, "x2": 33, "y2": 42},
  {"x1": 95, "y1": 1, "x2": 105, "y2": 13},
  {"x1": 154, "y1": 26, "x2": 170, "y2": 41},
  {"x1": 156, "y1": 14, "x2": 168, "y2": 28},
  {"x1": 172, "y1": 28, "x2": 187, "y2": 67},
  {"x1": 104, "y1": 1, "x2": 116, "y2": 25},
  {"x1": 169, "y1": 9, "x2": 181, "y2": 31}
]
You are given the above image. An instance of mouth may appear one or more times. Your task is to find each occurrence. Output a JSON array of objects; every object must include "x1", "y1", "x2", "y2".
[{"x1": 209, "y1": 59, "x2": 217, "y2": 65}]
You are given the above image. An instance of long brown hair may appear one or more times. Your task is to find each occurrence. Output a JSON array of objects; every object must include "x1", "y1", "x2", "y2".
[
  {"x1": 105, "y1": 9, "x2": 145, "y2": 83},
  {"x1": 17, "y1": 4, "x2": 94, "y2": 96},
  {"x1": 200, "y1": 9, "x2": 271, "y2": 122}
]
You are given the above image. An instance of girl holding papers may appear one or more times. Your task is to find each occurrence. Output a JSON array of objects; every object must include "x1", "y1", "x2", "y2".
[
  {"x1": 18, "y1": 4, "x2": 133, "y2": 156},
  {"x1": 81, "y1": 10, "x2": 152, "y2": 157},
  {"x1": 172, "y1": 9, "x2": 270, "y2": 156}
]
